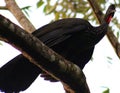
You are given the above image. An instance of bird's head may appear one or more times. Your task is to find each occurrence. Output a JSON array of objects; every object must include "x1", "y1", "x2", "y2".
[{"x1": 104, "y1": 4, "x2": 116, "y2": 24}]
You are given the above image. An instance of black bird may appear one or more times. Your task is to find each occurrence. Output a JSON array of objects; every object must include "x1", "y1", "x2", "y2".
[{"x1": 0, "y1": 4, "x2": 115, "y2": 92}]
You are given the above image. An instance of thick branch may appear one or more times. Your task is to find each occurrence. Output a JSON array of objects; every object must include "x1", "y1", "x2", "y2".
[
  {"x1": 0, "y1": 15, "x2": 90, "y2": 93},
  {"x1": 5, "y1": 0, "x2": 35, "y2": 32},
  {"x1": 88, "y1": 0, "x2": 120, "y2": 58}
]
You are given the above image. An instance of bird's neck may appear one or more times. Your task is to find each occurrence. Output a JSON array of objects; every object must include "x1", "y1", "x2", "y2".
[{"x1": 96, "y1": 22, "x2": 108, "y2": 34}]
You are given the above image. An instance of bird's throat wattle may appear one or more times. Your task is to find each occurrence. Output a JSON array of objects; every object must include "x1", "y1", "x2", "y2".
[{"x1": 106, "y1": 15, "x2": 112, "y2": 24}]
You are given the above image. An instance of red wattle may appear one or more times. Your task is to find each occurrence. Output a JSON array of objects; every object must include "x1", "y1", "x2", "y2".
[{"x1": 107, "y1": 15, "x2": 112, "y2": 23}]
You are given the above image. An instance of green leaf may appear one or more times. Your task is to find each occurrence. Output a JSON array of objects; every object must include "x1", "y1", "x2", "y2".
[
  {"x1": 106, "y1": 56, "x2": 112, "y2": 64},
  {"x1": 0, "y1": 42, "x2": 2, "y2": 45},
  {"x1": 44, "y1": 5, "x2": 56, "y2": 15},
  {"x1": 107, "y1": 56, "x2": 112, "y2": 60},
  {"x1": 43, "y1": 5, "x2": 47, "y2": 13},
  {"x1": 119, "y1": 0, "x2": 120, "y2": 4},
  {"x1": 99, "y1": 0, "x2": 106, "y2": 4},
  {"x1": 24, "y1": 10, "x2": 29, "y2": 17},
  {"x1": 22, "y1": 6, "x2": 31, "y2": 10},
  {"x1": 55, "y1": 12, "x2": 60, "y2": 20},
  {"x1": 22, "y1": 6, "x2": 31, "y2": 17},
  {"x1": 117, "y1": 31, "x2": 119, "y2": 39},
  {"x1": 37, "y1": 0, "x2": 44, "y2": 8},
  {"x1": 102, "y1": 88, "x2": 109, "y2": 93}
]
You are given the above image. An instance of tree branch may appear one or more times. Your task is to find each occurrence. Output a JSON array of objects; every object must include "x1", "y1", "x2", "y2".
[
  {"x1": 4, "y1": 1, "x2": 90, "y2": 92},
  {"x1": 88, "y1": 0, "x2": 120, "y2": 58},
  {"x1": 0, "y1": 6, "x2": 8, "y2": 10},
  {"x1": 5, "y1": 0, "x2": 36, "y2": 32},
  {"x1": 0, "y1": 15, "x2": 90, "y2": 93}
]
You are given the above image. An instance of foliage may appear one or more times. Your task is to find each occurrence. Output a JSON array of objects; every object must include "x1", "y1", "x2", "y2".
[
  {"x1": 36, "y1": 0, "x2": 120, "y2": 38},
  {"x1": 36, "y1": 0, "x2": 107, "y2": 21},
  {"x1": 102, "y1": 87, "x2": 110, "y2": 93},
  {"x1": 0, "y1": 41, "x2": 2, "y2": 45},
  {"x1": 22, "y1": 6, "x2": 31, "y2": 16},
  {"x1": 37, "y1": 0, "x2": 44, "y2": 8}
]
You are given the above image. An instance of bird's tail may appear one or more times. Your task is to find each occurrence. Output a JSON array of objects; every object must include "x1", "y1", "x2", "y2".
[{"x1": 0, "y1": 54, "x2": 41, "y2": 92}]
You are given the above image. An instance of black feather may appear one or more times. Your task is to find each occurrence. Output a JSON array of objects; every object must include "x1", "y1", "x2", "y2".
[{"x1": 0, "y1": 4, "x2": 115, "y2": 92}]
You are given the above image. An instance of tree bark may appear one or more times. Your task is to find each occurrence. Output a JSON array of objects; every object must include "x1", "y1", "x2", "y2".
[
  {"x1": 0, "y1": 14, "x2": 90, "y2": 93},
  {"x1": 5, "y1": 0, "x2": 36, "y2": 32}
]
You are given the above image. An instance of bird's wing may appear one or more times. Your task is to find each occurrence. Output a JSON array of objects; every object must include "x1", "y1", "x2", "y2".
[
  {"x1": 33, "y1": 19, "x2": 88, "y2": 47},
  {"x1": 33, "y1": 18, "x2": 89, "y2": 38}
]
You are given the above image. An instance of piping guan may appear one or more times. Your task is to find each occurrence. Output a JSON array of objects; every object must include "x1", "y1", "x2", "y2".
[{"x1": 0, "y1": 4, "x2": 115, "y2": 92}]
